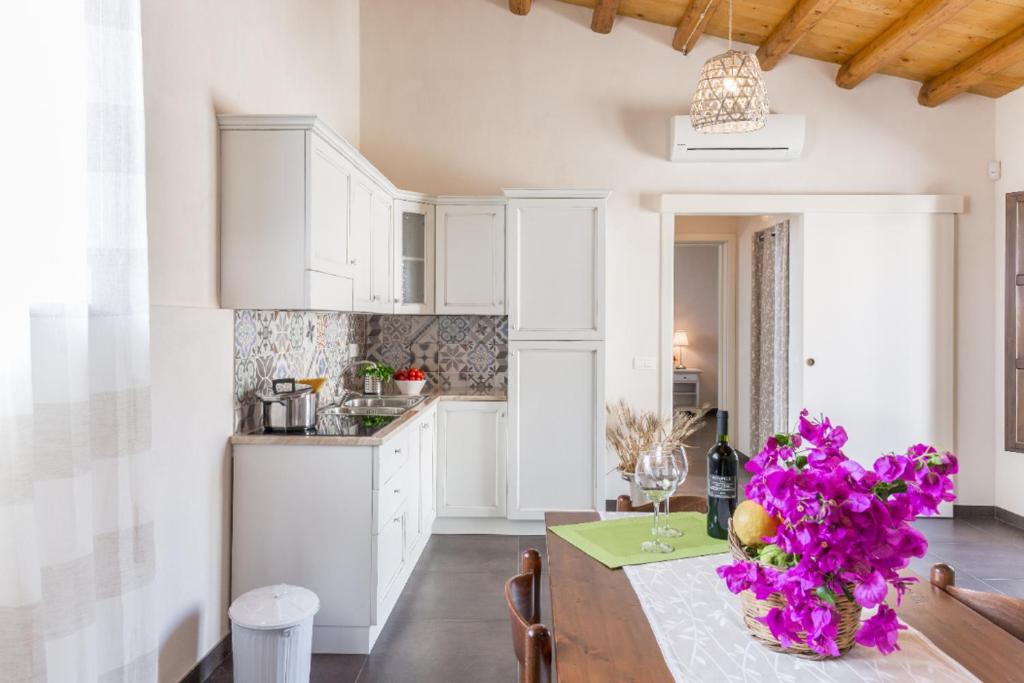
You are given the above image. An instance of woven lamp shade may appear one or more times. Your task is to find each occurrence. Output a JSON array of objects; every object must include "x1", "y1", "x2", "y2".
[{"x1": 690, "y1": 50, "x2": 769, "y2": 134}]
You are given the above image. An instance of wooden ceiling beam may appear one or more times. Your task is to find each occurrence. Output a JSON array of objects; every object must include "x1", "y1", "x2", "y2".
[
  {"x1": 919, "y1": 23, "x2": 1024, "y2": 106},
  {"x1": 756, "y1": 0, "x2": 841, "y2": 71},
  {"x1": 836, "y1": 0, "x2": 972, "y2": 90},
  {"x1": 591, "y1": 0, "x2": 621, "y2": 34},
  {"x1": 509, "y1": 0, "x2": 532, "y2": 16},
  {"x1": 673, "y1": 0, "x2": 723, "y2": 55}
]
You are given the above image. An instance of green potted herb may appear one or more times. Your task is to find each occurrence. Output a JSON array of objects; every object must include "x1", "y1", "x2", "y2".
[{"x1": 358, "y1": 362, "x2": 394, "y2": 395}]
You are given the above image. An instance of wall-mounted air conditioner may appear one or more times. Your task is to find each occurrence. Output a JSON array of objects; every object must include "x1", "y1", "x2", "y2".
[{"x1": 669, "y1": 114, "x2": 806, "y2": 162}]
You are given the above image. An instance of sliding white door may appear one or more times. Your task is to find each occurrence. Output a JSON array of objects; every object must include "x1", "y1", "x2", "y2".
[{"x1": 792, "y1": 212, "x2": 954, "y2": 514}]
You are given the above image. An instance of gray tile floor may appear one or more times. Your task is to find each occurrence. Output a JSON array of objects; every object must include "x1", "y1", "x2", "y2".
[
  {"x1": 208, "y1": 419, "x2": 1024, "y2": 682},
  {"x1": 207, "y1": 534, "x2": 549, "y2": 683}
]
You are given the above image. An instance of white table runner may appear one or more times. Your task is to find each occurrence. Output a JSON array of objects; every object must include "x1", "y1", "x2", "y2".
[{"x1": 600, "y1": 513, "x2": 979, "y2": 682}]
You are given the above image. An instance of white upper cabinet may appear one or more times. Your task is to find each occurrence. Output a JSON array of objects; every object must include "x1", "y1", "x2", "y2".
[
  {"x1": 435, "y1": 203, "x2": 506, "y2": 315},
  {"x1": 393, "y1": 200, "x2": 435, "y2": 314},
  {"x1": 350, "y1": 177, "x2": 374, "y2": 310},
  {"x1": 219, "y1": 115, "x2": 401, "y2": 314},
  {"x1": 308, "y1": 134, "x2": 353, "y2": 276},
  {"x1": 506, "y1": 192, "x2": 607, "y2": 340},
  {"x1": 507, "y1": 341, "x2": 604, "y2": 520},
  {"x1": 369, "y1": 192, "x2": 394, "y2": 313}
]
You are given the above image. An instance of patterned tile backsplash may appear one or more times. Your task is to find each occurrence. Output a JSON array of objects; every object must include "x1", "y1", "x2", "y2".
[
  {"x1": 233, "y1": 310, "x2": 507, "y2": 431},
  {"x1": 233, "y1": 310, "x2": 365, "y2": 431},
  {"x1": 364, "y1": 315, "x2": 508, "y2": 392}
]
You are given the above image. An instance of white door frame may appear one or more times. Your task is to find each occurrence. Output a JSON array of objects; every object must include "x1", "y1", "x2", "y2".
[{"x1": 671, "y1": 236, "x2": 737, "y2": 420}]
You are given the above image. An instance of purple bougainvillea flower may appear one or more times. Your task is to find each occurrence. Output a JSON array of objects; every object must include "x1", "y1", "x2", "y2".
[
  {"x1": 856, "y1": 605, "x2": 908, "y2": 654},
  {"x1": 717, "y1": 412, "x2": 957, "y2": 656},
  {"x1": 853, "y1": 570, "x2": 888, "y2": 608}
]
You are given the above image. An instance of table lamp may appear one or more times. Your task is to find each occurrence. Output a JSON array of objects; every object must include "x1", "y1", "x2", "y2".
[{"x1": 673, "y1": 330, "x2": 689, "y2": 369}]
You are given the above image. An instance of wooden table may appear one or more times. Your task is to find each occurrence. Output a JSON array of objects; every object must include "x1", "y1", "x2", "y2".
[{"x1": 545, "y1": 511, "x2": 1024, "y2": 683}]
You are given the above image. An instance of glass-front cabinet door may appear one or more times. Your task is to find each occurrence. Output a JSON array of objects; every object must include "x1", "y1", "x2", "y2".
[{"x1": 393, "y1": 200, "x2": 435, "y2": 314}]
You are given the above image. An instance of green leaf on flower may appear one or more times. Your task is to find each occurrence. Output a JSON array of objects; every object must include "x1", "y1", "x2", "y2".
[
  {"x1": 815, "y1": 586, "x2": 837, "y2": 606},
  {"x1": 873, "y1": 480, "x2": 908, "y2": 500}
]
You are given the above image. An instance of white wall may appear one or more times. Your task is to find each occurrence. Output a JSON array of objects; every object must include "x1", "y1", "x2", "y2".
[
  {"x1": 361, "y1": 0, "x2": 997, "y2": 504},
  {"x1": 674, "y1": 245, "x2": 719, "y2": 407},
  {"x1": 140, "y1": 1, "x2": 361, "y2": 679},
  {"x1": 994, "y1": 87, "x2": 1024, "y2": 517}
]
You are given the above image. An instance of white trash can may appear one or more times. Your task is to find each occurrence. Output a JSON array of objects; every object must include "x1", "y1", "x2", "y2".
[{"x1": 229, "y1": 584, "x2": 320, "y2": 683}]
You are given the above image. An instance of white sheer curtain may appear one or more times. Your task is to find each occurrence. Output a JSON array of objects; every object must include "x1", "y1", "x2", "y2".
[{"x1": 0, "y1": 0, "x2": 156, "y2": 680}]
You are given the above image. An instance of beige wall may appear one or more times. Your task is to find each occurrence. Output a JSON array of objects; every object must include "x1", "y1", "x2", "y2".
[
  {"x1": 361, "y1": 0, "x2": 998, "y2": 504},
  {"x1": 140, "y1": 0, "x2": 361, "y2": 679},
  {"x1": 994, "y1": 87, "x2": 1024, "y2": 517},
  {"x1": 674, "y1": 244, "x2": 719, "y2": 408}
]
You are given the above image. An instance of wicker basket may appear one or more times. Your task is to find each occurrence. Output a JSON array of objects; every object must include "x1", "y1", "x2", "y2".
[{"x1": 727, "y1": 520, "x2": 862, "y2": 659}]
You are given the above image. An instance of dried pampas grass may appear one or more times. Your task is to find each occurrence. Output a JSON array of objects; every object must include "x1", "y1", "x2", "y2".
[{"x1": 606, "y1": 399, "x2": 711, "y2": 474}]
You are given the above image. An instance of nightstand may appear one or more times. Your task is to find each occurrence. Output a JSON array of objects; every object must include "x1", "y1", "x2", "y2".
[{"x1": 672, "y1": 368, "x2": 702, "y2": 410}]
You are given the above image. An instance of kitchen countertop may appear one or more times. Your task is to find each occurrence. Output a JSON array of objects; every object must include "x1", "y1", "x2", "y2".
[{"x1": 230, "y1": 391, "x2": 506, "y2": 447}]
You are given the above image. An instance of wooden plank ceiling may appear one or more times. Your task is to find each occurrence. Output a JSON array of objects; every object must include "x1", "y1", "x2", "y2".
[{"x1": 507, "y1": 0, "x2": 1024, "y2": 106}]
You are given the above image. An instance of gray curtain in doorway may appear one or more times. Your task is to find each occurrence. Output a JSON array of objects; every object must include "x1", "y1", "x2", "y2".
[{"x1": 750, "y1": 221, "x2": 790, "y2": 454}]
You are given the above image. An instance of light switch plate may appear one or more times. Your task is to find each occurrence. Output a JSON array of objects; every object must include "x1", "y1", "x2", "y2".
[{"x1": 633, "y1": 356, "x2": 656, "y2": 370}]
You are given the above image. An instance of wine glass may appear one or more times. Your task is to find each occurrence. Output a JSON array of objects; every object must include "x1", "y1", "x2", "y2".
[
  {"x1": 656, "y1": 445, "x2": 688, "y2": 538},
  {"x1": 634, "y1": 448, "x2": 679, "y2": 553}
]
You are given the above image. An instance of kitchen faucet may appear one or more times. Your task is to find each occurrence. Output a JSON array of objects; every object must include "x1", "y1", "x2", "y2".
[{"x1": 340, "y1": 359, "x2": 376, "y2": 399}]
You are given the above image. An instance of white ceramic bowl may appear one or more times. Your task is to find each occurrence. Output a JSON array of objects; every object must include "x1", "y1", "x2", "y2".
[{"x1": 394, "y1": 379, "x2": 426, "y2": 396}]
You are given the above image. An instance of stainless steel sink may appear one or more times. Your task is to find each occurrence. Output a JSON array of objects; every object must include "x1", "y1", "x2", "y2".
[
  {"x1": 321, "y1": 394, "x2": 426, "y2": 417},
  {"x1": 343, "y1": 396, "x2": 423, "y2": 409}
]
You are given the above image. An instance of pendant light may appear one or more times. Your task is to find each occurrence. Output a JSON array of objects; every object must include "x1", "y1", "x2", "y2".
[{"x1": 689, "y1": 0, "x2": 769, "y2": 134}]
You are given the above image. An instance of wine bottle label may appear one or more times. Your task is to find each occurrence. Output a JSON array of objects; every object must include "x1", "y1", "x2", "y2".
[{"x1": 707, "y1": 474, "x2": 737, "y2": 499}]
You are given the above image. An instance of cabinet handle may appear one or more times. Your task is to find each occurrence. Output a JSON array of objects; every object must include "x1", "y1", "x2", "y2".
[
  {"x1": 394, "y1": 448, "x2": 402, "y2": 454},
  {"x1": 393, "y1": 298, "x2": 400, "y2": 303},
  {"x1": 394, "y1": 516, "x2": 402, "y2": 523},
  {"x1": 349, "y1": 258, "x2": 357, "y2": 265},
  {"x1": 421, "y1": 423, "x2": 429, "y2": 430},
  {"x1": 393, "y1": 488, "x2": 401, "y2": 494},
  {"x1": 806, "y1": 358, "x2": 816, "y2": 367}
]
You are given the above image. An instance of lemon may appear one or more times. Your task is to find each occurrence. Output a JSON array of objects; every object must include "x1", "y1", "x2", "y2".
[{"x1": 733, "y1": 500, "x2": 780, "y2": 547}]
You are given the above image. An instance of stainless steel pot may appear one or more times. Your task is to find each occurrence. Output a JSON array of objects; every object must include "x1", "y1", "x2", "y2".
[{"x1": 258, "y1": 379, "x2": 319, "y2": 432}]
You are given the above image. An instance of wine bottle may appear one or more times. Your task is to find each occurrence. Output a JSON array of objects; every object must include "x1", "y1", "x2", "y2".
[{"x1": 706, "y1": 410, "x2": 738, "y2": 540}]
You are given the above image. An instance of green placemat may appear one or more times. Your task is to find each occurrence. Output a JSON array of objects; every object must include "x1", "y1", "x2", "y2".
[{"x1": 549, "y1": 512, "x2": 729, "y2": 569}]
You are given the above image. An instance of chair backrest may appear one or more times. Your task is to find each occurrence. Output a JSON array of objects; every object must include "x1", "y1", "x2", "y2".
[
  {"x1": 930, "y1": 563, "x2": 1024, "y2": 642},
  {"x1": 616, "y1": 493, "x2": 708, "y2": 513},
  {"x1": 505, "y1": 549, "x2": 552, "y2": 683}
]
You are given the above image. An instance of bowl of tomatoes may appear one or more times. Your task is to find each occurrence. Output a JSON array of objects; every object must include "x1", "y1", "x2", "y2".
[{"x1": 393, "y1": 367, "x2": 427, "y2": 395}]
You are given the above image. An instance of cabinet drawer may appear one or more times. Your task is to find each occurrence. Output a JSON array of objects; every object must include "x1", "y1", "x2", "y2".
[
  {"x1": 375, "y1": 455, "x2": 414, "y2": 533},
  {"x1": 674, "y1": 371, "x2": 699, "y2": 383},
  {"x1": 376, "y1": 505, "x2": 406, "y2": 605},
  {"x1": 376, "y1": 432, "x2": 409, "y2": 489}
]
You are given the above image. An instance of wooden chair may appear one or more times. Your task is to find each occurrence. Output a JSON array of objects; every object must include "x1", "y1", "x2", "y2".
[
  {"x1": 930, "y1": 563, "x2": 1024, "y2": 642},
  {"x1": 616, "y1": 493, "x2": 707, "y2": 513},
  {"x1": 505, "y1": 548, "x2": 552, "y2": 683}
]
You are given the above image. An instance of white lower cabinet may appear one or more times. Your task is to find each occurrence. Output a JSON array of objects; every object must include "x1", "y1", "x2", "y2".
[
  {"x1": 231, "y1": 403, "x2": 437, "y2": 654},
  {"x1": 507, "y1": 342, "x2": 604, "y2": 520},
  {"x1": 418, "y1": 412, "x2": 437, "y2": 534},
  {"x1": 437, "y1": 401, "x2": 507, "y2": 518}
]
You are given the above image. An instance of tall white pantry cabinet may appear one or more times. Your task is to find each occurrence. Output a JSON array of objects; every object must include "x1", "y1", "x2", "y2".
[{"x1": 505, "y1": 191, "x2": 608, "y2": 520}]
